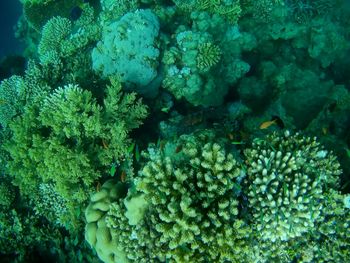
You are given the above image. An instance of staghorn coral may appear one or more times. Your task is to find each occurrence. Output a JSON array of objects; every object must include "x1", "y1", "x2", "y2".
[{"x1": 243, "y1": 130, "x2": 342, "y2": 243}]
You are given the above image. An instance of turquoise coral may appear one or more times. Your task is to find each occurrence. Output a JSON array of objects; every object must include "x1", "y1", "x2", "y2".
[{"x1": 92, "y1": 9, "x2": 161, "y2": 97}]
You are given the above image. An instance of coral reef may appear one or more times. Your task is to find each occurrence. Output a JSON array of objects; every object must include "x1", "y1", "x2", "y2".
[{"x1": 1, "y1": 0, "x2": 349, "y2": 261}]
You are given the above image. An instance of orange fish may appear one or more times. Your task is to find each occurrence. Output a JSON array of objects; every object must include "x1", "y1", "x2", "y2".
[{"x1": 259, "y1": 119, "x2": 277, "y2": 129}]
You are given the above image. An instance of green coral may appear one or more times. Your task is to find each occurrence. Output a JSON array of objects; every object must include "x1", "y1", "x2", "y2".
[
  {"x1": 162, "y1": 13, "x2": 253, "y2": 106},
  {"x1": 85, "y1": 180, "x2": 129, "y2": 263},
  {"x1": 32, "y1": 183, "x2": 69, "y2": 226},
  {"x1": 0, "y1": 62, "x2": 51, "y2": 129},
  {"x1": 0, "y1": 179, "x2": 15, "y2": 208},
  {"x1": 0, "y1": 76, "x2": 25, "y2": 128},
  {"x1": 196, "y1": 42, "x2": 222, "y2": 72},
  {"x1": 38, "y1": 16, "x2": 72, "y2": 64},
  {"x1": 37, "y1": 5, "x2": 100, "y2": 85},
  {"x1": 22, "y1": 0, "x2": 82, "y2": 31},
  {"x1": 99, "y1": 0, "x2": 139, "y2": 23},
  {"x1": 83, "y1": 129, "x2": 350, "y2": 262},
  {"x1": 174, "y1": 0, "x2": 242, "y2": 23},
  {"x1": 4, "y1": 78, "x2": 147, "y2": 231},
  {"x1": 243, "y1": 130, "x2": 341, "y2": 243},
  {"x1": 0, "y1": 207, "x2": 63, "y2": 260},
  {"x1": 99, "y1": 130, "x2": 252, "y2": 262}
]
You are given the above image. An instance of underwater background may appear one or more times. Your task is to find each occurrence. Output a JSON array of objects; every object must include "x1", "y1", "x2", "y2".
[{"x1": 0, "y1": 0, "x2": 349, "y2": 262}]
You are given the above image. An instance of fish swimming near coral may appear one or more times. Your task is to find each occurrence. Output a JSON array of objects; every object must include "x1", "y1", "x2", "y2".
[
  {"x1": 259, "y1": 116, "x2": 284, "y2": 129},
  {"x1": 259, "y1": 119, "x2": 277, "y2": 129}
]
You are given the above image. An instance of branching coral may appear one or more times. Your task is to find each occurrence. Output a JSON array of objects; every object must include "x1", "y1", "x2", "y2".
[
  {"x1": 4, "y1": 77, "x2": 147, "y2": 231},
  {"x1": 243, "y1": 130, "x2": 341, "y2": 243},
  {"x1": 37, "y1": 5, "x2": 100, "y2": 85},
  {"x1": 174, "y1": 0, "x2": 242, "y2": 24},
  {"x1": 95, "y1": 130, "x2": 253, "y2": 262}
]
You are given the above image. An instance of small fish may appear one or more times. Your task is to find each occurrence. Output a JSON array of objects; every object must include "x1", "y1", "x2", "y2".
[
  {"x1": 120, "y1": 171, "x2": 127, "y2": 182},
  {"x1": 259, "y1": 119, "x2": 277, "y2": 130},
  {"x1": 227, "y1": 132, "x2": 234, "y2": 140},
  {"x1": 96, "y1": 181, "x2": 101, "y2": 192},
  {"x1": 135, "y1": 144, "x2": 140, "y2": 162},
  {"x1": 231, "y1": 141, "x2": 245, "y2": 145},
  {"x1": 75, "y1": 206, "x2": 81, "y2": 217},
  {"x1": 161, "y1": 106, "x2": 171, "y2": 113},
  {"x1": 102, "y1": 139, "x2": 109, "y2": 149},
  {"x1": 345, "y1": 148, "x2": 350, "y2": 158},
  {"x1": 322, "y1": 127, "x2": 328, "y2": 135},
  {"x1": 283, "y1": 182, "x2": 288, "y2": 196},
  {"x1": 110, "y1": 163, "x2": 117, "y2": 177},
  {"x1": 260, "y1": 116, "x2": 284, "y2": 130},
  {"x1": 159, "y1": 140, "x2": 166, "y2": 151}
]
